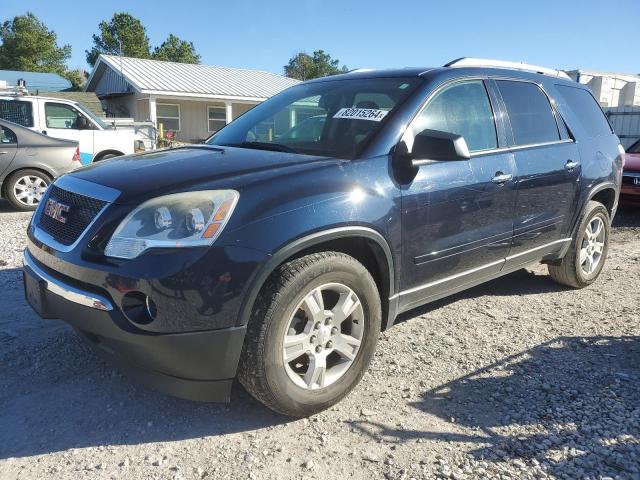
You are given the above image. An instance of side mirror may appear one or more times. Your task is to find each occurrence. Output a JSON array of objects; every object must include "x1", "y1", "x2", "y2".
[{"x1": 409, "y1": 129, "x2": 471, "y2": 166}]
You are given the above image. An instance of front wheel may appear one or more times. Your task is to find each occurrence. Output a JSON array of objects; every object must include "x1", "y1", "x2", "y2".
[
  {"x1": 238, "y1": 252, "x2": 381, "y2": 417},
  {"x1": 548, "y1": 200, "x2": 610, "y2": 288}
]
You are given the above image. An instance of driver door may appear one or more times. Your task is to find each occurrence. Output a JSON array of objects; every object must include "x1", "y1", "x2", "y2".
[
  {"x1": 39, "y1": 100, "x2": 95, "y2": 163},
  {"x1": 398, "y1": 79, "x2": 517, "y2": 312}
]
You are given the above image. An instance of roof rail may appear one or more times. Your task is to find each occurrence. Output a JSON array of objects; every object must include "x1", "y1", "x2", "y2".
[{"x1": 445, "y1": 57, "x2": 572, "y2": 80}]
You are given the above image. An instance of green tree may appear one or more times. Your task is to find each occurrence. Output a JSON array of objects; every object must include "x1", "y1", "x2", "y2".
[
  {"x1": 152, "y1": 34, "x2": 201, "y2": 64},
  {"x1": 284, "y1": 50, "x2": 348, "y2": 80},
  {"x1": 63, "y1": 68, "x2": 88, "y2": 90},
  {"x1": 86, "y1": 13, "x2": 150, "y2": 66},
  {"x1": 0, "y1": 12, "x2": 71, "y2": 75}
]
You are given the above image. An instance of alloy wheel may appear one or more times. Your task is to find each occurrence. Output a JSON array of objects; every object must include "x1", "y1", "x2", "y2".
[
  {"x1": 282, "y1": 283, "x2": 364, "y2": 390},
  {"x1": 580, "y1": 216, "x2": 606, "y2": 275}
]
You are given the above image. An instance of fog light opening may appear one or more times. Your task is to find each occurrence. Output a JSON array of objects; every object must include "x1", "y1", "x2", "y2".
[
  {"x1": 145, "y1": 295, "x2": 158, "y2": 320},
  {"x1": 122, "y1": 291, "x2": 156, "y2": 325}
]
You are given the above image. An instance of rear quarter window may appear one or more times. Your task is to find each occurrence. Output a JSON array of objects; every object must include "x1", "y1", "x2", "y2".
[
  {"x1": 554, "y1": 85, "x2": 613, "y2": 138},
  {"x1": 0, "y1": 100, "x2": 34, "y2": 127}
]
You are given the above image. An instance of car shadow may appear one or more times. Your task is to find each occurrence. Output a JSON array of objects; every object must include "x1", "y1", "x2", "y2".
[
  {"x1": 347, "y1": 336, "x2": 640, "y2": 477},
  {"x1": 0, "y1": 267, "x2": 289, "y2": 460},
  {"x1": 613, "y1": 202, "x2": 640, "y2": 227},
  {"x1": 394, "y1": 267, "x2": 572, "y2": 325}
]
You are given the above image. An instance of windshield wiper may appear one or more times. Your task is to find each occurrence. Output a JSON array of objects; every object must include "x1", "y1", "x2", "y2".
[{"x1": 221, "y1": 142, "x2": 299, "y2": 154}]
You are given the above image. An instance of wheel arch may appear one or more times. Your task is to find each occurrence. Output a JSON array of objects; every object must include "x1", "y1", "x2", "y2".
[
  {"x1": 236, "y1": 227, "x2": 397, "y2": 331},
  {"x1": 93, "y1": 149, "x2": 124, "y2": 162},
  {"x1": 556, "y1": 181, "x2": 618, "y2": 261}
]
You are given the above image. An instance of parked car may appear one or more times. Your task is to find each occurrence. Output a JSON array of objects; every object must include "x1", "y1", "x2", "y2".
[
  {"x1": 0, "y1": 118, "x2": 80, "y2": 211},
  {"x1": 23, "y1": 58, "x2": 623, "y2": 417},
  {"x1": 0, "y1": 92, "x2": 144, "y2": 165},
  {"x1": 621, "y1": 139, "x2": 640, "y2": 201}
]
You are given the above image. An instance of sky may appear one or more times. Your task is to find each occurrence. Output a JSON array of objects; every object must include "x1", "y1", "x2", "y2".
[{"x1": 2, "y1": 0, "x2": 639, "y2": 76}]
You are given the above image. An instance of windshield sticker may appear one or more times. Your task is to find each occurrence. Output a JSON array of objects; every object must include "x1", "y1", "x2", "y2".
[{"x1": 333, "y1": 107, "x2": 389, "y2": 122}]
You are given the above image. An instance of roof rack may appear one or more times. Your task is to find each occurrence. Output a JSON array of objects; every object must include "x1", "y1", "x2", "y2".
[
  {"x1": 445, "y1": 57, "x2": 572, "y2": 80},
  {"x1": 0, "y1": 80, "x2": 28, "y2": 96}
]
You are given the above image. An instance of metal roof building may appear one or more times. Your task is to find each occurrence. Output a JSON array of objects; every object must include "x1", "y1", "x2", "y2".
[
  {"x1": 85, "y1": 55, "x2": 300, "y2": 143},
  {"x1": 0, "y1": 69, "x2": 72, "y2": 92}
]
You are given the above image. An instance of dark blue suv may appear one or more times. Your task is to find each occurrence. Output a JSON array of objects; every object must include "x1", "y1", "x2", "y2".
[{"x1": 23, "y1": 58, "x2": 623, "y2": 416}]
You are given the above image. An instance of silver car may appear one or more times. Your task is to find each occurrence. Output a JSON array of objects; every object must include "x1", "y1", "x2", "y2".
[{"x1": 0, "y1": 119, "x2": 80, "y2": 211}]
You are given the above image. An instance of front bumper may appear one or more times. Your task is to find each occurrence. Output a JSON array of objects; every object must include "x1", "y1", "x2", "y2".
[{"x1": 23, "y1": 249, "x2": 246, "y2": 402}]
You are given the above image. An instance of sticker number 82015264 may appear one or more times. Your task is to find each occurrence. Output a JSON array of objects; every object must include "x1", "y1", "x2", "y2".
[{"x1": 333, "y1": 107, "x2": 389, "y2": 122}]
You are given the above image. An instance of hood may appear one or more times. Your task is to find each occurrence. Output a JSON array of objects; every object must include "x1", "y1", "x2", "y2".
[
  {"x1": 625, "y1": 152, "x2": 640, "y2": 172},
  {"x1": 67, "y1": 145, "x2": 336, "y2": 204}
]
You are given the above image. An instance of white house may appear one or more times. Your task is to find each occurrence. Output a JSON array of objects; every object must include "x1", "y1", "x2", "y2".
[
  {"x1": 565, "y1": 69, "x2": 640, "y2": 108},
  {"x1": 85, "y1": 55, "x2": 299, "y2": 143}
]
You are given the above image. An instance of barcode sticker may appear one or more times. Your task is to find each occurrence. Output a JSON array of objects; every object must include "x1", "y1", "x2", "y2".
[{"x1": 333, "y1": 108, "x2": 389, "y2": 122}]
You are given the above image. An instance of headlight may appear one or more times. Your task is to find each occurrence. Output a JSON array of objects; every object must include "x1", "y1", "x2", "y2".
[{"x1": 105, "y1": 190, "x2": 239, "y2": 259}]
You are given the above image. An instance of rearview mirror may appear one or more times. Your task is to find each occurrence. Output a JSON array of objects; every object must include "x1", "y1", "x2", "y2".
[{"x1": 409, "y1": 129, "x2": 471, "y2": 166}]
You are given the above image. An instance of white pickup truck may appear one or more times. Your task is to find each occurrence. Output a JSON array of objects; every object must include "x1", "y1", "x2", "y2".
[{"x1": 0, "y1": 93, "x2": 145, "y2": 165}]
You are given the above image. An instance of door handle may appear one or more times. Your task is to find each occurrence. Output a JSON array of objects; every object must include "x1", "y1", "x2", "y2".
[
  {"x1": 565, "y1": 160, "x2": 580, "y2": 171},
  {"x1": 0, "y1": 151, "x2": 8, "y2": 155},
  {"x1": 492, "y1": 172, "x2": 513, "y2": 184}
]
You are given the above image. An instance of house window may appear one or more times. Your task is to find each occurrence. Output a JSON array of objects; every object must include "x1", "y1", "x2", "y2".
[
  {"x1": 157, "y1": 104, "x2": 181, "y2": 131},
  {"x1": 208, "y1": 105, "x2": 226, "y2": 132}
]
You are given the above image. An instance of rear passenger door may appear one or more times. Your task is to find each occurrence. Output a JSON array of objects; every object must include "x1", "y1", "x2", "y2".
[{"x1": 493, "y1": 80, "x2": 580, "y2": 266}]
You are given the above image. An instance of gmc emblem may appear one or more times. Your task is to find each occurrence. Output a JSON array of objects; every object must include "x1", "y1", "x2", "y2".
[{"x1": 44, "y1": 198, "x2": 70, "y2": 224}]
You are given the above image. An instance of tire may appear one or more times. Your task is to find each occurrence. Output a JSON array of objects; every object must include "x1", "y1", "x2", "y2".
[
  {"x1": 95, "y1": 153, "x2": 117, "y2": 161},
  {"x1": 4, "y1": 169, "x2": 52, "y2": 211},
  {"x1": 238, "y1": 252, "x2": 382, "y2": 417},
  {"x1": 548, "y1": 200, "x2": 610, "y2": 288}
]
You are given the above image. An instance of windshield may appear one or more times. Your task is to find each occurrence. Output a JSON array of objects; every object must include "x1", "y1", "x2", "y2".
[
  {"x1": 207, "y1": 77, "x2": 421, "y2": 159},
  {"x1": 75, "y1": 103, "x2": 109, "y2": 129}
]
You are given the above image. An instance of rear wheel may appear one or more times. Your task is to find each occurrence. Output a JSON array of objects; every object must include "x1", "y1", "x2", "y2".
[
  {"x1": 238, "y1": 252, "x2": 381, "y2": 417},
  {"x1": 548, "y1": 200, "x2": 610, "y2": 288},
  {"x1": 4, "y1": 169, "x2": 51, "y2": 211}
]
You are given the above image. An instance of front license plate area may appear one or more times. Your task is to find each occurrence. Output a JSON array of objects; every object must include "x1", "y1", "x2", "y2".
[{"x1": 23, "y1": 269, "x2": 53, "y2": 318}]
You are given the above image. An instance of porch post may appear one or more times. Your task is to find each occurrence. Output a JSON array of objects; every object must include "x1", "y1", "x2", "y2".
[
  {"x1": 148, "y1": 95, "x2": 157, "y2": 125},
  {"x1": 225, "y1": 101, "x2": 233, "y2": 125}
]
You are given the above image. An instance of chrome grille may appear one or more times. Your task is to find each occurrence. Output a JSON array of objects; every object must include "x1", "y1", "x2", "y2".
[{"x1": 37, "y1": 185, "x2": 107, "y2": 246}]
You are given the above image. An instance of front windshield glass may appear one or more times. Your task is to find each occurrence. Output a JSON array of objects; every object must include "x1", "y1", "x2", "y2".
[
  {"x1": 76, "y1": 103, "x2": 109, "y2": 129},
  {"x1": 207, "y1": 77, "x2": 421, "y2": 159}
]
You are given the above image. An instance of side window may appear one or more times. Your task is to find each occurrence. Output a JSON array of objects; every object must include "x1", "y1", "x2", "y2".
[
  {"x1": 496, "y1": 81, "x2": 560, "y2": 146},
  {"x1": 208, "y1": 105, "x2": 226, "y2": 133},
  {"x1": 0, "y1": 100, "x2": 34, "y2": 127},
  {"x1": 554, "y1": 85, "x2": 613, "y2": 138},
  {"x1": 157, "y1": 104, "x2": 181, "y2": 131},
  {"x1": 45, "y1": 102, "x2": 83, "y2": 129},
  {"x1": 413, "y1": 80, "x2": 497, "y2": 152},
  {"x1": 0, "y1": 125, "x2": 17, "y2": 144}
]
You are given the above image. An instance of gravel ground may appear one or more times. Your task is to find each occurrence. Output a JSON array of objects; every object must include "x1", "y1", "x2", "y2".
[{"x1": 0, "y1": 199, "x2": 639, "y2": 480}]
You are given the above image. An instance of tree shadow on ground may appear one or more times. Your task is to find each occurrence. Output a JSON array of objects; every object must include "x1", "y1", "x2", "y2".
[{"x1": 349, "y1": 336, "x2": 640, "y2": 478}]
